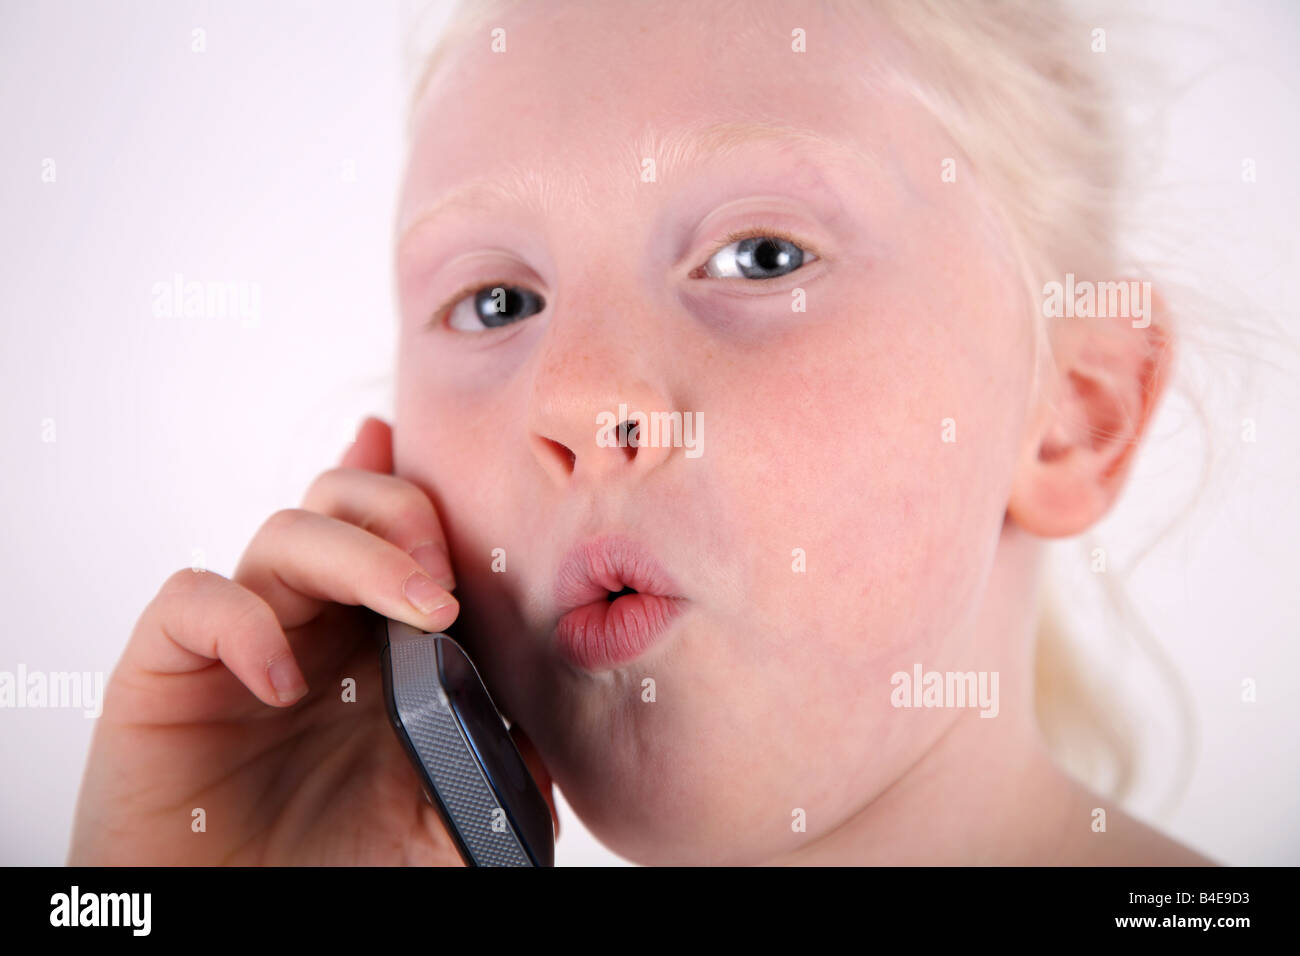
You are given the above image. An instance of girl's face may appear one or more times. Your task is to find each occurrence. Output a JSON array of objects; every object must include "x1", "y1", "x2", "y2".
[{"x1": 394, "y1": 0, "x2": 1037, "y2": 864}]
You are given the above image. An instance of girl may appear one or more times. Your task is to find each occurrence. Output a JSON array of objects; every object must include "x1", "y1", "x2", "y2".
[{"x1": 70, "y1": 0, "x2": 1216, "y2": 865}]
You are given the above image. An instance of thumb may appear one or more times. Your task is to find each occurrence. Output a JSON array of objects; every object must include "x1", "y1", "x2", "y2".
[
  {"x1": 510, "y1": 722, "x2": 559, "y2": 841},
  {"x1": 340, "y1": 416, "x2": 394, "y2": 473}
]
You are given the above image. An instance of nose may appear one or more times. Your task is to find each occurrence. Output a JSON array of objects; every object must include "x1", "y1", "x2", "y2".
[{"x1": 526, "y1": 309, "x2": 680, "y2": 488}]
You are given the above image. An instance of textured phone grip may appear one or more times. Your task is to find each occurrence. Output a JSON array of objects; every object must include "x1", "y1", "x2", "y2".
[{"x1": 385, "y1": 626, "x2": 536, "y2": 866}]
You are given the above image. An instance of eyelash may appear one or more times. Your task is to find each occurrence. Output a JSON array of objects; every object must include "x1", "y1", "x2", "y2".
[
  {"x1": 708, "y1": 226, "x2": 820, "y2": 262},
  {"x1": 428, "y1": 226, "x2": 820, "y2": 330},
  {"x1": 427, "y1": 280, "x2": 509, "y2": 330}
]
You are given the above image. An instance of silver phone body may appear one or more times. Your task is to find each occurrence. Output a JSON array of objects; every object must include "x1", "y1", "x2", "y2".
[{"x1": 378, "y1": 616, "x2": 554, "y2": 867}]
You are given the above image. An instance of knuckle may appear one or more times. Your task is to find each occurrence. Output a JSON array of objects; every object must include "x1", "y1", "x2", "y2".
[
  {"x1": 222, "y1": 586, "x2": 278, "y2": 638},
  {"x1": 394, "y1": 501, "x2": 442, "y2": 543},
  {"x1": 148, "y1": 569, "x2": 231, "y2": 639},
  {"x1": 303, "y1": 466, "x2": 348, "y2": 506},
  {"x1": 159, "y1": 565, "x2": 217, "y2": 599},
  {"x1": 388, "y1": 484, "x2": 442, "y2": 537},
  {"x1": 363, "y1": 483, "x2": 441, "y2": 543},
  {"x1": 263, "y1": 507, "x2": 309, "y2": 537},
  {"x1": 389, "y1": 478, "x2": 433, "y2": 514}
]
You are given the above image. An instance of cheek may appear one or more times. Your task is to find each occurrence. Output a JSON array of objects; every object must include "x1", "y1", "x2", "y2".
[
  {"x1": 709, "y1": 259, "x2": 1032, "y2": 675},
  {"x1": 632, "y1": 270, "x2": 1031, "y2": 855},
  {"x1": 393, "y1": 350, "x2": 519, "y2": 590}
]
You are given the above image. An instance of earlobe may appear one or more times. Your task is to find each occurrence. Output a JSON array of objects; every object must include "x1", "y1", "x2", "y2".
[{"x1": 1007, "y1": 289, "x2": 1174, "y2": 539}]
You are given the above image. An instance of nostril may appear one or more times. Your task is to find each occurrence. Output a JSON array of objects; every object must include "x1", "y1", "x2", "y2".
[
  {"x1": 616, "y1": 420, "x2": 638, "y2": 461},
  {"x1": 616, "y1": 420, "x2": 637, "y2": 445},
  {"x1": 534, "y1": 435, "x2": 576, "y2": 474}
]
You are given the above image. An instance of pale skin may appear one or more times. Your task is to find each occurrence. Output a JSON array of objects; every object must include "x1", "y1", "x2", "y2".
[
  {"x1": 67, "y1": 423, "x2": 554, "y2": 865},
  {"x1": 70, "y1": 0, "x2": 1213, "y2": 865}
]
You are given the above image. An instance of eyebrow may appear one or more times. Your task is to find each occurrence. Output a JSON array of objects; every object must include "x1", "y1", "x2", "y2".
[{"x1": 395, "y1": 119, "x2": 883, "y2": 252}]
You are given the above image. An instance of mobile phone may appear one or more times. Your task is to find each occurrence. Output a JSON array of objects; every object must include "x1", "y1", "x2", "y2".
[{"x1": 376, "y1": 612, "x2": 554, "y2": 867}]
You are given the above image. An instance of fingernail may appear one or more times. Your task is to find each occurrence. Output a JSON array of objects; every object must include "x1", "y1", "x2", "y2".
[
  {"x1": 404, "y1": 571, "x2": 457, "y2": 618},
  {"x1": 267, "y1": 656, "x2": 307, "y2": 704},
  {"x1": 409, "y1": 543, "x2": 455, "y2": 591}
]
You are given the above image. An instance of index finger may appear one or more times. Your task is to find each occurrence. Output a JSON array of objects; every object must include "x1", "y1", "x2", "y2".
[{"x1": 301, "y1": 468, "x2": 456, "y2": 591}]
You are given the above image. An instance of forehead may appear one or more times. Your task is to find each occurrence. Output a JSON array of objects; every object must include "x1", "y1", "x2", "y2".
[{"x1": 397, "y1": 0, "x2": 905, "y2": 225}]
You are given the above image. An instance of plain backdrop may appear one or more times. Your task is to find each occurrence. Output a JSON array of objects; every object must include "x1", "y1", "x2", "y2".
[{"x1": 1, "y1": 0, "x2": 1297, "y2": 866}]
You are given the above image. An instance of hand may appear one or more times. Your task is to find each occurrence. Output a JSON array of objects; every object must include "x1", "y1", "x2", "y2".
[{"x1": 68, "y1": 417, "x2": 557, "y2": 865}]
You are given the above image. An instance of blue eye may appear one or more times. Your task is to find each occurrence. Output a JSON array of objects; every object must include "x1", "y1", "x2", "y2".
[
  {"x1": 436, "y1": 229, "x2": 817, "y2": 332},
  {"x1": 446, "y1": 284, "x2": 546, "y2": 331},
  {"x1": 700, "y1": 231, "x2": 818, "y2": 280}
]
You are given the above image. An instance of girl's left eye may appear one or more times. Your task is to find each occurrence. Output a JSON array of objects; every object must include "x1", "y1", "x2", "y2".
[{"x1": 695, "y1": 231, "x2": 818, "y2": 280}]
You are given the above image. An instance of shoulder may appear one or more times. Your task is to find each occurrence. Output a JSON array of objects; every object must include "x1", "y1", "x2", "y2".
[
  {"x1": 1089, "y1": 807, "x2": 1217, "y2": 865},
  {"x1": 1059, "y1": 783, "x2": 1218, "y2": 866}
]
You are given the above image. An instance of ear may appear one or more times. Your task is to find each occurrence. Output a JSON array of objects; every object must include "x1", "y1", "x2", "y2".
[{"x1": 1007, "y1": 285, "x2": 1174, "y2": 538}]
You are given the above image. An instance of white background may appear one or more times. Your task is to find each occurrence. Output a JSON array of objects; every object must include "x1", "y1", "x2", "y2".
[{"x1": 1, "y1": 0, "x2": 1296, "y2": 865}]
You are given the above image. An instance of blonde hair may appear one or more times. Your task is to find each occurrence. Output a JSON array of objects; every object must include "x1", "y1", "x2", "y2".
[{"x1": 399, "y1": 0, "x2": 1266, "y2": 812}]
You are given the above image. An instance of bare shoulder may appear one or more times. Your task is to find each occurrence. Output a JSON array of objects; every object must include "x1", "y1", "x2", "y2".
[
  {"x1": 1089, "y1": 806, "x2": 1218, "y2": 865},
  {"x1": 1061, "y1": 786, "x2": 1218, "y2": 866}
]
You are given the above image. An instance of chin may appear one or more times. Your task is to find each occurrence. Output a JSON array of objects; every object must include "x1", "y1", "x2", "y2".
[
  {"x1": 579, "y1": 806, "x2": 768, "y2": 867},
  {"x1": 551, "y1": 751, "x2": 790, "y2": 866}
]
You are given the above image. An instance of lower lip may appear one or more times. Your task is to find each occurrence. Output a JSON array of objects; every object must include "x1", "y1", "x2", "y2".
[{"x1": 555, "y1": 592, "x2": 685, "y2": 671}]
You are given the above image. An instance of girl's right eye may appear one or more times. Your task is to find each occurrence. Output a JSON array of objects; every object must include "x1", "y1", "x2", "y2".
[{"x1": 444, "y1": 283, "x2": 546, "y2": 332}]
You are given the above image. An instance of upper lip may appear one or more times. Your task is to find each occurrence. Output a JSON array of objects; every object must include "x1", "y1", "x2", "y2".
[{"x1": 553, "y1": 534, "x2": 684, "y2": 618}]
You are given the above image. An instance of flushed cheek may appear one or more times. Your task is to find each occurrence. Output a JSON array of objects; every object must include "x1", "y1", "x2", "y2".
[
  {"x1": 393, "y1": 386, "x2": 541, "y2": 637},
  {"x1": 705, "y1": 323, "x2": 1007, "y2": 676}
]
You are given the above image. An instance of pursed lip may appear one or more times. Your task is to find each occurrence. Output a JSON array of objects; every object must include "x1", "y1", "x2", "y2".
[{"x1": 552, "y1": 535, "x2": 687, "y2": 671}]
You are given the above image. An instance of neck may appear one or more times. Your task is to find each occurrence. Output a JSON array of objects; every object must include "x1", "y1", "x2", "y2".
[{"x1": 763, "y1": 520, "x2": 1088, "y2": 865}]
